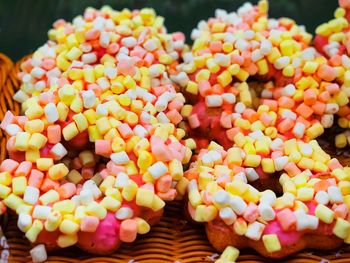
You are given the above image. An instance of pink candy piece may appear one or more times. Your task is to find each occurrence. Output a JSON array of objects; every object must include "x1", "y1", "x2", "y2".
[
  {"x1": 15, "y1": 161, "x2": 32, "y2": 177},
  {"x1": 95, "y1": 140, "x2": 112, "y2": 157},
  {"x1": 333, "y1": 204, "x2": 349, "y2": 219},
  {"x1": 78, "y1": 213, "x2": 121, "y2": 254},
  {"x1": 47, "y1": 125, "x2": 62, "y2": 144},
  {"x1": 156, "y1": 175, "x2": 172, "y2": 193},
  {"x1": 58, "y1": 182, "x2": 76, "y2": 199},
  {"x1": 117, "y1": 59, "x2": 135, "y2": 77},
  {"x1": 119, "y1": 219, "x2": 137, "y2": 243},
  {"x1": 117, "y1": 123, "x2": 133, "y2": 139},
  {"x1": 0, "y1": 159, "x2": 19, "y2": 173},
  {"x1": 28, "y1": 169, "x2": 44, "y2": 188},
  {"x1": 276, "y1": 208, "x2": 297, "y2": 231},
  {"x1": 243, "y1": 203, "x2": 259, "y2": 223},
  {"x1": 0, "y1": 111, "x2": 15, "y2": 130},
  {"x1": 80, "y1": 215, "x2": 100, "y2": 232}
]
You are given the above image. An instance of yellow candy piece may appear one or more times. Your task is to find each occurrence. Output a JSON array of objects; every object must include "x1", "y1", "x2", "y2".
[
  {"x1": 333, "y1": 218, "x2": 350, "y2": 239},
  {"x1": 262, "y1": 234, "x2": 282, "y2": 253},
  {"x1": 12, "y1": 176, "x2": 27, "y2": 195},
  {"x1": 315, "y1": 204, "x2": 334, "y2": 224}
]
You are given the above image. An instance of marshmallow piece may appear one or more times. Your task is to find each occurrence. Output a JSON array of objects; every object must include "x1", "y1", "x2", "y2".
[
  {"x1": 233, "y1": 172, "x2": 247, "y2": 183},
  {"x1": 245, "y1": 221, "x2": 265, "y2": 241},
  {"x1": 274, "y1": 56, "x2": 290, "y2": 69},
  {"x1": 133, "y1": 125, "x2": 148, "y2": 138},
  {"x1": 221, "y1": 93, "x2": 236, "y2": 104},
  {"x1": 99, "y1": 31, "x2": 110, "y2": 48},
  {"x1": 229, "y1": 196, "x2": 247, "y2": 215},
  {"x1": 205, "y1": 95, "x2": 223, "y2": 107},
  {"x1": 30, "y1": 244, "x2": 47, "y2": 263},
  {"x1": 143, "y1": 38, "x2": 158, "y2": 51},
  {"x1": 79, "y1": 189, "x2": 94, "y2": 205},
  {"x1": 234, "y1": 102, "x2": 246, "y2": 113},
  {"x1": 18, "y1": 213, "x2": 32, "y2": 232},
  {"x1": 115, "y1": 207, "x2": 134, "y2": 220},
  {"x1": 5, "y1": 124, "x2": 22, "y2": 136},
  {"x1": 82, "y1": 90, "x2": 96, "y2": 108},
  {"x1": 121, "y1": 36, "x2": 137, "y2": 48},
  {"x1": 270, "y1": 138, "x2": 283, "y2": 151},
  {"x1": 111, "y1": 151, "x2": 130, "y2": 165},
  {"x1": 325, "y1": 103, "x2": 339, "y2": 114},
  {"x1": 115, "y1": 172, "x2": 129, "y2": 188},
  {"x1": 32, "y1": 205, "x2": 52, "y2": 220},
  {"x1": 82, "y1": 53, "x2": 97, "y2": 64},
  {"x1": 260, "y1": 39, "x2": 272, "y2": 55},
  {"x1": 245, "y1": 168, "x2": 259, "y2": 182},
  {"x1": 148, "y1": 161, "x2": 168, "y2": 179},
  {"x1": 23, "y1": 186, "x2": 40, "y2": 205},
  {"x1": 328, "y1": 186, "x2": 344, "y2": 203},
  {"x1": 283, "y1": 84, "x2": 296, "y2": 97},
  {"x1": 315, "y1": 190, "x2": 329, "y2": 205},
  {"x1": 44, "y1": 103, "x2": 59, "y2": 123},
  {"x1": 321, "y1": 114, "x2": 334, "y2": 128},
  {"x1": 83, "y1": 180, "x2": 102, "y2": 199},
  {"x1": 292, "y1": 122, "x2": 305, "y2": 138},
  {"x1": 260, "y1": 190, "x2": 277, "y2": 206},
  {"x1": 258, "y1": 203, "x2": 275, "y2": 221},
  {"x1": 300, "y1": 144, "x2": 313, "y2": 157},
  {"x1": 31, "y1": 67, "x2": 45, "y2": 79},
  {"x1": 213, "y1": 190, "x2": 231, "y2": 206},
  {"x1": 50, "y1": 143, "x2": 68, "y2": 159},
  {"x1": 219, "y1": 207, "x2": 237, "y2": 225},
  {"x1": 273, "y1": 156, "x2": 288, "y2": 171},
  {"x1": 295, "y1": 210, "x2": 319, "y2": 230}
]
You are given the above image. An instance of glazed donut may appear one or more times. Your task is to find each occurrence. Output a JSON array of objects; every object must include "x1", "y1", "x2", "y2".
[
  {"x1": 0, "y1": 6, "x2": 192, "y2": 255},
  {"x1": 173, "y1": 0, "x2": 342, "y2": 150},
  {"x1": 177, "y1": 0, "x2": 350, "y2": 260}
]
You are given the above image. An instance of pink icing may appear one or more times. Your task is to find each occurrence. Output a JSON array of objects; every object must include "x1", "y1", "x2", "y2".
[
  {"x1": 78, "y1": 213, "x2": 121, "y2": 253},
  {"x1": 263, "y1": 220, "x2": 302, "y2": 246}
]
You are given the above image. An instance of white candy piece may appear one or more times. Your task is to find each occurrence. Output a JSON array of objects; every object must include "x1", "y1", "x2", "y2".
[
  {"x1": 23, "y1": 186, "x2": 40, "y2": 205},
  {"x1": 283, "y1": 84, "x2": 296, "y2": 97},
  {"x1": 96, "y1": 103, "x2": 108, "y2": 116},
  {"x1": 96, "y1": 77, "x2": 110, "y2": 90},
  {"x1": 148, "y1": 161, "x2": 168, "y2": 179},
  {"x1": 213, "y1": 190, "x2": 231, "y2": 206},
  {"x1": 175, "y1": 72, "x2": 190, "y2": 87},
  {"x1": 260, "y1": 39, "x2": 272, "y2": 55},
  {"x1": 157, "y1": 112, "x2": 170, "y2": 123},
  {"x1": 234, "y1": 102, "x2": 246, "y2": 113},
  {"x1": 5, "y1": 124, "x2": 22, "y2": 136},
  {"x1": 258, "y1": 203, "x2": 275, "y2": 221},
  {"x1": 274, "y1": 156, "x2": 288, "y2": 171},
  {"x1": 321, "y1": 114, "x2": 334, "y2": 128},
  {"x1": 143, "y1": 38, "x2": 158, "y2": 51},
  {"x1": 315, "y1": 190, "x2": 329, "y2": 205},
  {"x1": 83, "y1": 180, "x2": 102, "y2": 199},
  {"x1": 274, "y1": 56, "x2": 290, "y2": 69},
  {"x1": 111, "y1": 151, "x2": 130, "y2": 165},
  {"x1": 233, "y1": 172, "x2": 247, "y2": 183},
  {"x1": 219, "y1": 207, "x2": 237, "y2": 225},
  {"x1": 229, "y1": 196, "x2": 247, "y2": 215},
  {"x1": 30, "y1": 244, "x2": 48, "y2": 263},
  {"x1": 50, "y1": 143, "x2": 68, "y2": 159},
  {"x1": 121, "y1": 36, "x2": 137, "y2": 48},
  {"x1": 99, "y1": 31, "x2": 110, "y2": 48},
  {"x1": 205, "y1": 95, "x2": 223, "y2": 107},
  {"x1": 82, "y1": 53, "x2": 97, "y2": 64},
  {"x1": 115, "y1": 207, "x2": 134, "y2": 220},
  {"x1": 245, "y1": 168, "x2": 259, "y2": 182},
  {"x1": 245, "y1": 221, "x2": 265, "y2": 241},
  {"x1": 222, "y1": 93, "x2": 236, "y2": 104},
  {"x1": 325, "y1": 103, "x2": 339, "y2": 114},
  {"x1": 214, "y1": 53, "x2": 231, "y2": 67},
  {"x1": 44, "y1": 103, "x2": 59, "y2": 123},
  {"x1": 82, "y1": 90, "x2": 96, "y2": 108},
  {"x1": 300, "y1": 144, "x2": 313, "y2": 157},
  {"x1": 270, "y1": 138, "x2": 283, "y2": 151},
  {"x1": 292, "y1": 122, "x2": 305, "y2": 138},
  {"x1": 133, "y1": 125, "x2": 148, "y2": 138},
  {"x1": 79, "y1": 189, "x2": 94, "y2": 205},
  {"x1": 31, "y1": 67, "x2": 46, "y2": 79},
  {"x1": 105, "y1": 67, "x2": 118, "y2": 79},
  {"x1": 251, "y1": 49, "x2": 264, "y2": 62},
  {"x1": 327, "y1": 186, "x2": 344, "y2": 203},
  {"x1": 115, "y1": 172, "x2": 129, "y2": 188},
  {"x1": 17, "y1": 213, "x2": 32, "y2": 232},
  {"x1": 260, "y1": 190, "x2": 277, "y2": 206},
  {"x1": 32, "y1": 205, "x2": 52, "y2": 220},
  {"x1": 295, "y1": 211, "x2": 319, "y2": 231},
  {"x1": 13, "y1": 90, "x2": 30, "y2": 103}
]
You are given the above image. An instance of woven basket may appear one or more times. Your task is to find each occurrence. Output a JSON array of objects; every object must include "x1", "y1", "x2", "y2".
[{"x1": 0, "y1": 53, "x2": 349, "y2": 263}]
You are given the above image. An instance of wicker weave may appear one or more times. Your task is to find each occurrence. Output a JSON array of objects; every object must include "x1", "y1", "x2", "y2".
[{"x1": 0, "y1": 53, "x2": 349, "y2": 263}]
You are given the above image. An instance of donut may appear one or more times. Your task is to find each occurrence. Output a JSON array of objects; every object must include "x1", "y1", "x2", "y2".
[
  {"x1": 314, "y1": 0, "x2": 350, "y2": 148},
  {"x1": 177, "y1": 0, "x2": 350, "y2": 259},
  {"x1": 0, "y1": 6, "x2": 192, "y2": 256},
  {"x1": 173, "y1": 0, "x2": 342, "y2": 150}
]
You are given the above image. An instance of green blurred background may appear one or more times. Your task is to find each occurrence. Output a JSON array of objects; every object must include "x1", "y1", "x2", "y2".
[{"x1": 0, "y1": 0, "x2": 338, "y2": 61}]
